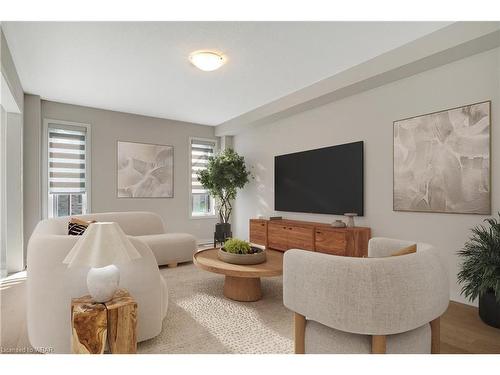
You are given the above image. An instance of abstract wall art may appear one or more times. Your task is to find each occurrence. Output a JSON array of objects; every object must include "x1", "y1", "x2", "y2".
[
  {"x1": 393, "y1": 101, "x2": 490, "y2": 214},
  {"x1": 117, "y1": 141, "x2": 174, "y2": 198}
]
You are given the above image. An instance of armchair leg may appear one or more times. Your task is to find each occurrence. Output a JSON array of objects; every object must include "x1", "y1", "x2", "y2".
[
  {"x1": 294, "y1": 312, "x2": 306, "y2": 354},
  {"x1": 430, "y1": 317, "x2": 440, "y2": 354},
  {"x1": 371, "y1": 335, "x2": 386, "y2": 354}
]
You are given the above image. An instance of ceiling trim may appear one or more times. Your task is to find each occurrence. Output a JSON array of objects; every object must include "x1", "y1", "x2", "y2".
[
  {"x1": 215, "y1": 21, "x2": 500, "y2": 136},
  {"x1": 1, "y1": 72, "x2": 21, "y2": 113}
]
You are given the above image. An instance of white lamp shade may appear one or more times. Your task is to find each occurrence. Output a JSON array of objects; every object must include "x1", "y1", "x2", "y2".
[{"x1": 63, "y1": 222, "x2": 141, "y2": 268}]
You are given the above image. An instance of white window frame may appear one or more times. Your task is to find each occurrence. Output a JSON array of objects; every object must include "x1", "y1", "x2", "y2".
[
  {"x1": 42, "y1": 119, "x2": 92, "y2": 219},
  {"x1": 189, "y1": 136, "x2": 218, "y2": 220}
]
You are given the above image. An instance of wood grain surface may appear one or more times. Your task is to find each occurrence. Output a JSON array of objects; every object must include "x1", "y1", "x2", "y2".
[
  {"x1": 71, "y1": 297, "x2": 107, "y2": 354},
  {"x1": 105, "y1": 289, "x2": 137, "y2": 354},
  {"x1": 193, "y1": 248, "x2": 283, "y2": 278},
  {"x1": 71, "y1": 289, "x2": 137, "y2": 354}
]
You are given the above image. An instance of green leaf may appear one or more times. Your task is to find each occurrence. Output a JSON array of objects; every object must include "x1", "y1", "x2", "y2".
[
  {"x1": 457, "y1": 213, "x2": 500, "y2": 303},
  {"x1": 223, "y1": 238, "x2": 252, "y2": 254},
  {"x1": 197, "y1": 148, "x2": 251, "y2": 223}
]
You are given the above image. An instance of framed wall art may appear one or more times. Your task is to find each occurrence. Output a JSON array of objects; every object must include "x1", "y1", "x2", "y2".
[
  {"x1": 393, "y1": 101, "x2": 491, "y2": 214},
  {"x1": 117, "y1": 141, "x2": 174, "y2": 198}
]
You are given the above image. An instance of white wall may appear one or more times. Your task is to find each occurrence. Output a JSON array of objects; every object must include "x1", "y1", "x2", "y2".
[
  {"x1": 1, "y1": 28, "x2": 23, "y2": 113},
  {"x1": 1, "y1": 26, "x2": 24, "y2": 274},
  {"x1": 0, "y1": 105, "x2": 6, "y2": 277},
  {"x1": 33, "y1": 100, "x2": 218, "y2": 242},
  {"x1": 23, "y1": 94, "x2": 41, "y2": 251},
  {"x1": 5, "y1": 112, "x2": 23, "y2": 272},
  {"x1": 232, "y1": 47, "x2": 500, "y2": 306}
]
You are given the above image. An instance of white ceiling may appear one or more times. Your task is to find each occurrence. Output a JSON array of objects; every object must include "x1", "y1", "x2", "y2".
[{"x1": 2, "y1": 22, "x2": 451, "y2": 125}]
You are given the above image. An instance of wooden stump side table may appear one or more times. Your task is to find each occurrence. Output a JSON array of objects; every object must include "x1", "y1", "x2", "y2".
[{"x1": 71, "y1": 289, "x2": 137, "y2": 354}]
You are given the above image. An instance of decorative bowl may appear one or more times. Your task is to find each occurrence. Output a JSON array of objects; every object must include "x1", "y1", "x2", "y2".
[
  {"x1": 218, "y1": 247, "x2": 267, "y2": 265},
  {"x1": 331, "y1": 219, "x2": 346, "y2": 228}
]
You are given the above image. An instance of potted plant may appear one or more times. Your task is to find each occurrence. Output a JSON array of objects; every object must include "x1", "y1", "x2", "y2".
[
  {"x1": 218, "y1": 238, "x2": 266, "y2": 265},
  {"x1": 197, "y1": 148, "x2": 251, "y2": 245},
  {"x1": 457, "y1": 213, "x2": 500, "y2": 328}
]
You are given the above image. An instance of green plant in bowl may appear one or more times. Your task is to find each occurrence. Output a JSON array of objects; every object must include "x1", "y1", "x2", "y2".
[
  {"x1": 219, "y1": 238, "x2": 266, "y2": 265},
  {"x1": 223, "y1": 238, "x2": 251, "y2": 254},
  {"x1": 223, "y1": 238, "x2": 261, "y2": 254}
]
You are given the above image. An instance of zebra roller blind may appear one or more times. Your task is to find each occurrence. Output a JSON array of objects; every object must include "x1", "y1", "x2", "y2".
[
  {"x1": 48, "y1": 124, "x2": 87, "y2": 194},
  {"x1": 191, "y1": 139, "x2": 216, "y2": 195}
]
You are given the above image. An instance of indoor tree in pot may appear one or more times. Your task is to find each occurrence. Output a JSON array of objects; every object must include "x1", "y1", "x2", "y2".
[
  {"x1": 197, "y1": 148, "x2": 251, "y2": 246},
  {"x1": 457, "y1": 213, "x2": 500, "y2": 328}
]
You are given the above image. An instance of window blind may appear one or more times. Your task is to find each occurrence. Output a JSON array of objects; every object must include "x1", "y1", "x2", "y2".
[
  {"x1": 191, "y1": 139, "x2": 216, "y2": 194},
  {"x1": 48, "y1": 126, "x2": 87, "y2": 194}
]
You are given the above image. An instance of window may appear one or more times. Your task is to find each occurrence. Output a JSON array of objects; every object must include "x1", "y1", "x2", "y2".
[
  {"x1": 190, "y1": 138, "x2": 217, "y2": 217},
  {"x1": 44, "y1": 120, "x2": 91, "y2": 218}
]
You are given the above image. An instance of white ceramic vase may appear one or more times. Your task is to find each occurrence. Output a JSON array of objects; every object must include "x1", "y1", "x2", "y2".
[
  {"x1": 344, "y1": 213, "x2": 358, "y2": 228},
  {"x1": 86, "y1": 264, "x2": 120, "y2": 302}
]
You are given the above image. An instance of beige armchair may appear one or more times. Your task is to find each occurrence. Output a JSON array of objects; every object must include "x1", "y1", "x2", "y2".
[{"x1": 283, "y1": 237, "x2": 449, "y2": 354}]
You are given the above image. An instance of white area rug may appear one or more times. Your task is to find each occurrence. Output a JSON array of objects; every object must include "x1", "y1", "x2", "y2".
[{"x1": 138, "y1": 263, "x2": 293, "y2": 354}]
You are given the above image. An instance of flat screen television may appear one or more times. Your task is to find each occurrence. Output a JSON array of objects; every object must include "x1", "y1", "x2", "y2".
[{"x1": 274, "y1": 141, "x2": 364, "y2": 216}]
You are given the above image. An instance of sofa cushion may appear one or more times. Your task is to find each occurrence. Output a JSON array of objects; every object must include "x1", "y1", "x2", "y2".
[
  {"x1": 305, "y1": 320, "x2": 431, "y2": 354},
  {"x1": 34, "y1": 211, "x2": 167, "y2": 237},
  {"x1": 136, "y1": 233, "x2": 197, "y2": 266}
]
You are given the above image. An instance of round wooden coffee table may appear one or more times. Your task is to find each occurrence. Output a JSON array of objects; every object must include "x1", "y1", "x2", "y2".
[{"x1": 193, "y1": 248, "x2": 283, "y2": 302}]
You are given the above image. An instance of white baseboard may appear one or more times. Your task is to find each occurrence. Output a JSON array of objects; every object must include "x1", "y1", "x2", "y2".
[{"x1": 197, "y1": 238, "x2": 213, "y2": 246}]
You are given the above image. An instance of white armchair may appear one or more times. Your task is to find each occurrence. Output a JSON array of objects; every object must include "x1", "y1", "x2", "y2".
[
  {"x1": 27, "y1": 211, "x2": 169, "y2": 353},
  {"x1": 283, "y1": 237, "x2": 449, "y2": 354}
]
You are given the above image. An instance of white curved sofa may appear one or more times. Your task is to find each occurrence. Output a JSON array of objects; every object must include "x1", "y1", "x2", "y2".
[
  {"x1": 27, "y1": 211, "x2": 194, "y2": 353},
  {"x1": 284, "y1": 237, "x2": 449, "y2": 354}
]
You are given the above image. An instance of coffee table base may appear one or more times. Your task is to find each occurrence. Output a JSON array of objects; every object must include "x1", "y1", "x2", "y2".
[{"x1": 223, "y1": 276, "x2": 262, "y2": 302}]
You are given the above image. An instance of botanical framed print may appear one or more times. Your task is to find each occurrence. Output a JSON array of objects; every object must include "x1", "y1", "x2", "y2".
[
  {"x1": 117, "y1": 141, "x2": 174, "y2": 198},
  {"x1": 393, "y1": 101, "x2": 491, "y2": 214}
]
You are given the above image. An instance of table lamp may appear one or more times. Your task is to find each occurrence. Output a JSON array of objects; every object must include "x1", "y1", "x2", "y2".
[{"x1": 63, "y1": 222, "x2": 141, "y2": 302}]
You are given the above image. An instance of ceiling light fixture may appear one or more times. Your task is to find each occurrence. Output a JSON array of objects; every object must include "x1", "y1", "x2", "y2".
[{"x1": 189, "y1": 51, "x2": 226, "y2": 72}]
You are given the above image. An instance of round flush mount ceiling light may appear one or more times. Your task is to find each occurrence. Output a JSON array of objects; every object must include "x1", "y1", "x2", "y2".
[{"x1": 189, "y1": 51, "x2": 226, "y2": 72}]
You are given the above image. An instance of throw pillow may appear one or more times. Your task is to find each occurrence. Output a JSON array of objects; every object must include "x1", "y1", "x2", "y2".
[
  {"x1": 68, "y1": 218, "x2": 96, "y2": 236},
  {"x1": 391, "y1": 243, "x2": 417, "y2": 256}
]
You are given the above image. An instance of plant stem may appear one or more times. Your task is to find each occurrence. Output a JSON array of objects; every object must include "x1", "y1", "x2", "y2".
[{"x1": 217, "y1": 192, "x2": 233, "y2": 224}]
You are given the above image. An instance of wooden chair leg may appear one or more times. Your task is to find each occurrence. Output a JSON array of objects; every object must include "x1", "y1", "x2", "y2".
[
  {"x1": 371, "y1": 335, "x2": 386, "y2": 354},
  {"x1": 294, "y1": 312, "x2": 306, "y2": 354},
  {"x1": 430, "y1": 317, "x2": 440, "y2": 354}
]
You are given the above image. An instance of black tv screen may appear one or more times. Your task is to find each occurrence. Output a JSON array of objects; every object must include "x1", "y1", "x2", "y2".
[{"x1": 274, "y1": 141, "x2": 364, "y2": 216}]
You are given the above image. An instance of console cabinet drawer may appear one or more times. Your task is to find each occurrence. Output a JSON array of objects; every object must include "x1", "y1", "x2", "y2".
[
  {"x1": 267, "y1": 223, "x2": 288, "y2": 251},
  {"x1": 267, "y1": 223, "x2": 314, "y2": 251},
  {"x1": 315, "y1": 229, "x2": 347, "y2": 256},
  {"x1": 249, "y1": 220, "x2": 267, "y2": 246},
  {"x1": 249, "y1": 218, "x2": 370, "y2": 257},
  {"x1": 287, "y1": 225, "x2": 314, "y2": 251}
]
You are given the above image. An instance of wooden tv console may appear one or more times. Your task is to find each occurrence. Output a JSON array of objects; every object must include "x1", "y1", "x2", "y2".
[{"x1": 249, "y1": 218, "x2": 371, "y2": 257}]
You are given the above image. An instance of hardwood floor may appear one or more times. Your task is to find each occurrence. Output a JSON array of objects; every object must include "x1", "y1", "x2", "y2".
[{"x1": 441, "y1": 301, "x2": 500, "y2": 354}]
